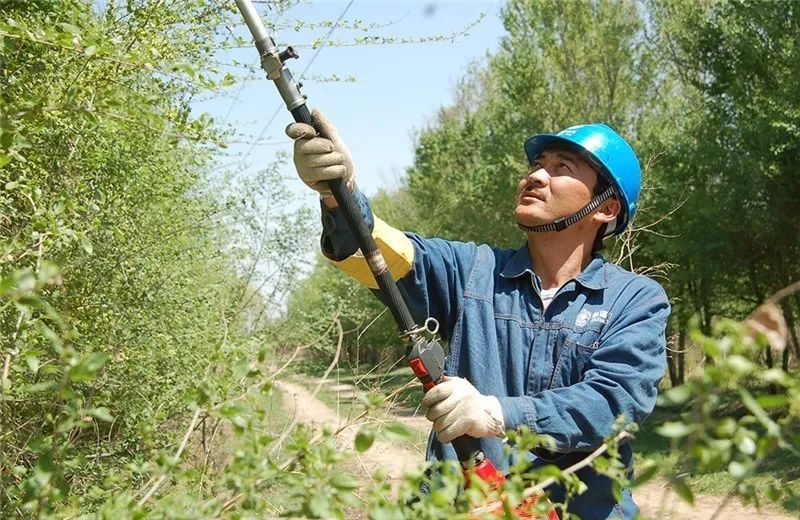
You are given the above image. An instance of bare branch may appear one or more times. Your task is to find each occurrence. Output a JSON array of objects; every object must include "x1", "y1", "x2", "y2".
[
  {"x1": 765, "y1": 280, "x2": 800, "y2": 305},
  {"x1": 137, "y1": 407, "x2": 203, "y2": 507},
  {"x1": 268, "y1": 316, "x2": 344, "y2": 455}
]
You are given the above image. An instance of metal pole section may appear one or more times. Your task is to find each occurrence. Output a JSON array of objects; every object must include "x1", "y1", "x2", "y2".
[
  {"x1": 235, "y1": 0, "x2": 306, "y2": 111},
  {"x1": 235, "y1": 0, "x2": 271, "y2": 46},
  {"x1": 233, "y1": 0, "x2": 416, "y2": 334}
]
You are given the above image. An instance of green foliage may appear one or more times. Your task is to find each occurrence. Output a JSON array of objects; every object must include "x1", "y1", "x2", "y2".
[
  {"x1": 641, "y1": 0, "x2": 800, "y2": 299},
  {"x1": 652, "y1": 312, "x2": 800, "y2": 511},
  {"x1": 629, "y1": 0, "x2": 800, "y2": 387},
  {"x1": 0, "y1": 1, "x2": 306, "y2": 515}
]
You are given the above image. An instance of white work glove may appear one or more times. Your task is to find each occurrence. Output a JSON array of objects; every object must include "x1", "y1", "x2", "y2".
[
  {"x1": 421, "y1": 376, "x2": 505, "y2": 444},
  {"x1": 285, "y1": 108, "x2": 355, "y2": 196}
]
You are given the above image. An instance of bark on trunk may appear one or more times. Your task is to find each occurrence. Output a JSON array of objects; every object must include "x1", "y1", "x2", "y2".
[
  {"x1": 677, "y1": 322, "x2": 686, "y2": 386},
  {"x1": 781, "y1": 300, "x2": 800, "y2": 366}
]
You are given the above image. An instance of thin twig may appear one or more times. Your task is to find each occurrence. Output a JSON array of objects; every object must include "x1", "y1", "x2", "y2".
[
  {"x1": 268, "y1": 317, "x2": 344, "y2": 456},
  {"x1": 199, "y1": 418, "x2": 223, "y2": 489},
  {"x1": 137, "y1": 408, "x2": 202, "y2": 507}
]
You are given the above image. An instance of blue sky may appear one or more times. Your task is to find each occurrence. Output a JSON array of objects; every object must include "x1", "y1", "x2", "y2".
[{"x1": 194, "y1": 1, "x2": 506, "y2": 202}]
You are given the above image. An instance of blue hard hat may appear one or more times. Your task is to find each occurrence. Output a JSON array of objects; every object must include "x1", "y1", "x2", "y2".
[{"x1": 523, "y1": 123, "x2": 641, "y2": 235}]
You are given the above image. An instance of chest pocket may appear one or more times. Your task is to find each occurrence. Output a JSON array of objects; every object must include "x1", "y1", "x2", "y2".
[{"x1": 549, "y1": 325, "x2": 603, "y2": 389}]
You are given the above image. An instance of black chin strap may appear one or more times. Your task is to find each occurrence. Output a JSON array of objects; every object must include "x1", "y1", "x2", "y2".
[{"x1": 517, "y1": 186, "x2": 615, "y2": 233}]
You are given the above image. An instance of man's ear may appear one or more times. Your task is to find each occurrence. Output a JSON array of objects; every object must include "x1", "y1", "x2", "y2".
[{"x1": 594, "y1": 198, "x2": 621, "y2": 225}]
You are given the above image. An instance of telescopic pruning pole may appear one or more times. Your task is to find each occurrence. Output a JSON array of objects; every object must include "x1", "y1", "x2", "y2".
[{"x1": 233, "y1": 0, "x2": 492, "y2": 473}]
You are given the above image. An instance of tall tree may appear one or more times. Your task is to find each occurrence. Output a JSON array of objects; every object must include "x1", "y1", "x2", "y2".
[{"x1": 644, "y1": 0, "x2": 800, "y2": 329}]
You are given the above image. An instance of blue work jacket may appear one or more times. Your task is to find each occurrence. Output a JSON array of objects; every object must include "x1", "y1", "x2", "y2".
[{"x1": 321, "y1": 189, "x2": 670, "y2": 520}]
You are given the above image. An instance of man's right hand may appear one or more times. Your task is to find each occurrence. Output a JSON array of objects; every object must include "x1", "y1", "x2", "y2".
[{"x1": 285, "y1": 108, "x2": 355, "y2": 198}]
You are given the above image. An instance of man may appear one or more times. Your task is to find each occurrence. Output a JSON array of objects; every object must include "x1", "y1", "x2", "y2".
[{"x1": 286, "y1": 109, "x2": 669, "y2": 519}]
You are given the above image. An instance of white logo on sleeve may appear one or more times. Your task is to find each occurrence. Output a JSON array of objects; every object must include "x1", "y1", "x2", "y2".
[{"x1": 575, "y1": 309, "x2": 610, "y2": 328}]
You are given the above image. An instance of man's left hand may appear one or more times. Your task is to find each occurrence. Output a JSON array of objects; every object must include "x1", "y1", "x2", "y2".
[{"x1": 421, "y1": 377, "x2": 505, "y2": 443}]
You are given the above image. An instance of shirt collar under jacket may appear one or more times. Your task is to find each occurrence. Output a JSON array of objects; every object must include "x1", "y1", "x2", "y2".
[{"x1": 499, "y1": 243, "x2": 609, "y2": 291}]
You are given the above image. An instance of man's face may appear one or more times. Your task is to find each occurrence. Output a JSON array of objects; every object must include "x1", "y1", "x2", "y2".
[{"x1": 515, "y1": 146, "x2": 598, "y2": 229}]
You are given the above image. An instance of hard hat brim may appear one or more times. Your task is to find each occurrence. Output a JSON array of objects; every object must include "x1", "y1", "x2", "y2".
[
  {"x1": 524, "y1": 134, "x2": 612, "y2": 184},
  {"x1": 525, "y1": 135, "x2": 597, "y2": 172}
]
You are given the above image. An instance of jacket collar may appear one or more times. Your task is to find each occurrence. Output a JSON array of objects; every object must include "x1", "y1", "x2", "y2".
[{"x1": 499, "y1": 243, "x2": 608, "y2": 290}]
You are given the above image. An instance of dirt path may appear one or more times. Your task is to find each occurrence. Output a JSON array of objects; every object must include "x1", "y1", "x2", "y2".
[
  {"x1": 274, "y1": 380, "x2": 425, "y2": 490},
  {"x1": 633, "y1": 479, "x2": 793, "y2": 519},
  {"x1": 276, "y1": 380, "x2": 794, "y2": 519}
]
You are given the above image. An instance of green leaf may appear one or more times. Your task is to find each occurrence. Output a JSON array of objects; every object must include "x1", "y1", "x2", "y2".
[
  {"x1": 37, "y1": 262, "x2": 60, "y2": 284},
  {"x1": 172, "y1": 63, "x2": 196, "y2": 78},
  {"x1": 357, "y1": 393, "x2": 383, "y2": 409},
  {"x1": 68, "y1": 352, "x2": 109, "y2": 382},
  {"x1": 18, "y1": 381, "x2": 57, "y2": 394},
  {"x1": 670, "y1": 476, "x2": 694, "y2": 505},
  {"x1": 369, "y1": 506, "x2": 404, "y2": 520},
  {"x1": 0, "y1": 275, "x2": 13, "y2": 295},
  {"x1": 330, "y1": 472, "x2": 359, "y2": 490},
  {"x1": 728, "y1": 461, "x2": 749, "y2": 480},
  {"x1": 221, "y1": 73, "x2": 236, "y2": 87},
  {"x1": 308, "y1": 493, "x2": 332, "y2": 518},
  {"x1": 15, "y1": 294, "x2": 64, "y2": 328},
  {"x1": 629, "y1": 462, "x2": 659, "y2": 488},
  {"x1": 59, "y1": 23, "x2": 81, "y2": 36},
  {"x1": 381, "y1": 421, "x2": 414, "y2": 442},
  {"x1": 526, "y1": 464, "x2": 563, "y2": 480},
  {"x1": 766, "y1": 484, "x2": 782, "y2": 502},
  {"x1": 16, "y1": 295, "x2": 43, "y2": 308},
  {"x1": 725, "y1": 355, "x2": 755, "y2": 373},
  {"x1": 25, "y1": 356, "x2": 40, "y2": 374},
  {"x1": 755, "y1": 394, "x2": 788, "y2": 409},
  {"x1": 657, "y1": 385, "x2": 692, "y2": 407},
  {"x1": 714, "y1": 417, "x2": 737, "y2": 437},
  {"x1": 760, "y1": 369, "x2": 792, "y2": 385},
  {"x1": 34, "y1": 453, "x2": 55, "y2": 488},
  {"x1": 231, "y1": 414, "x2": 248, "y2": 433},
  {"x1": 736, "y1": 436, "x2": 756, "y2": 455},
  {"x1": 83, "y1": 109, "x2": 98, "y2": 124},
  {"x1": 739, "y1": 388, "x2": 780, "y2": 437},
  {"x1": 88, "y1": 407, "x2": 114, "y2": 422},
  {"x1": 80, "y1": 235, "x2": 93, "y2": 255},
  {"x1": 35, "y1": 322, "x2": 63, "y2": 350},
  {"x1": 14, "y1": 270, "x2": 36, "y2": 292},
  {"x1": 218, "y1": 403, "x2": 246, "y2": 419},
  {"x1": 355, "y1": 427, "x2": 375, "y2": 453},
  {"x1": 656, "y1": 421, "x2": 694, "y2": 438}
]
